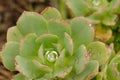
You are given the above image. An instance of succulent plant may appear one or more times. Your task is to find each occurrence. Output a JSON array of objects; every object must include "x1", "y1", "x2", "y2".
[
  {"x1": 0, "y1": 7, "x2": 112, "y2": 80},
  {"x1": 93, "y1": 51, "x2": 120, "y2": 80},
  {"x1": 66, "y1": 0, "x2": 120, "y2": 25},
  {"x1": 65, "y1": 0, "x2": 120, "y2": 79},
  {"x1": 66, "y1": 0, "x2": 120, "y2": 52}
]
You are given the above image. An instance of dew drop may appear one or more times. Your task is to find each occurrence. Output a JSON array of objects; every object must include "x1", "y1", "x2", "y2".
[{"x1": 45, "y1": 50, "x2": 58, "y2": 62}]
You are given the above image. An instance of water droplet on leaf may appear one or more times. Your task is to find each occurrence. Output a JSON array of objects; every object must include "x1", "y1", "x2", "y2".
[{"x1": 45, "y1": 50, "x2": 58, "y2": 62}]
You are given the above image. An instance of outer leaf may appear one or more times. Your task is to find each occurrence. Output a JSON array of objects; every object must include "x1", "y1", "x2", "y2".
[
  {"x1": 87, "y1": 41, "x2": 109, "y2": 66},
  {"x1": 20, "y1": 33, "x2": 39, "y2": 57},
  {"x1": 64, "y1": 33, "x2": 73, "y2": 55},
  {"x1": 15, "y1": 55, "x2": 47, "y2": 79},
  {"x1": 66, "y1": 0, "x2": 91, "y2": 16},
  {"x1": 41, "y1": 7, "x2": 62, "y2": 19},
  {"x1": 17, "y1": 11, "x2": 48, "y2": 36},
  {"x1": 73, "y1": 45, "x2": 89, "y2": 74},
  {"x1": 48, "y1": 20, "x2": 71, "y2": 43},
  {"x1": 75, "y1": 60, "x2": 99, "y2": 80},
  {"x1": 1, "y1": 42, "x2": 19, "y2": 71},
  {"x1": 70, "y1": 18, "x2": 94, "y2": 49},
  {"x1": 7, "y1": 26, "x2": 23, "y2": 42}
]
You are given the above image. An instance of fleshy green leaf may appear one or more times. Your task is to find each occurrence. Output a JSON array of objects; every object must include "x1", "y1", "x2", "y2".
[
  {"x1": 17, "y1": 11, "x2": 48, "y2": 36},
  {"x1": 76, "y1": 60, "x2": 99, "y2": 80},
  {"x1": 41, "y1": 7, "x2": 62, "y2": 19},
  {"x1": 35, "y1": 73, "x2": 53, "y2": 80},
  {"x1": 38, "y1": 44, "x2": 44, "y2": 63},
  {"x1": 55, "y1": 49, "x2": 71, "y2": 68},
  {"x1": 54, "y1": 66, "x2": 72, "y2": 79},
  {"x1": 12, "y1": 74, "x2": 27, "y2": 80},
  {"x1": 20, "y1": 33, "x2": 39, "y2": 57},
  {"x1": 36, "y1": 34, "x2": 59, "y2": 48},
  {"x1": 1, "y1": 42, "x2": 19, "y2": 71},
  {"x1": 55, "y1": 49, "x2": 66, "y2": 67},
  {"x1": 73, "y1": 45, "x2": 89, "y2": 74},
  {"x1": 7, "y1": 26, "x2": 23, "y2": 42},
  {"x1": 66, "y1": 0, "x2": 91, "y2": 16},
  {"x1": 88, "y1": 10, "x2": 117, "y2": 26},
  {"x1": 87, "y1": 41, "x2": 109, "y2": 66},
  {"x1": 33, "y1": 60, "x2": 52, "y2": 72},
  {"x1": 102, "y1": 12, "x2": 117, "y2": 26},
  {"x1": 48, "y1": 20, "x2": 71, "y2": 43},
  {"x1": 15, "y1": 55, "x2": 47, "y2": 79},
  {"x1": 70, "y1": 18, "x2": 94, "y2": 49},
  {"x1": 64, "y1": 33, "x2": 73, "y2": 55},
  {"x1": 54, "y1": 49, "x2": 73, "y2": 79},
  {"x1": 52, "y1": 43, "x2": 63, "y2": 54}
]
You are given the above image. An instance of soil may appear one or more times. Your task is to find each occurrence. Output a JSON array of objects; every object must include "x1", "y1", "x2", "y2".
[{"x1": 0, "y1": 0, "x2": 57, "y2": 80}]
